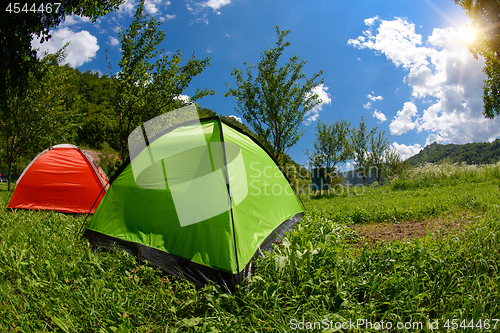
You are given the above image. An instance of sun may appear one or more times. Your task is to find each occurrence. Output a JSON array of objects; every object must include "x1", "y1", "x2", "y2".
[{"x1": 459, "y1": 24, "x2": 477, "y2": 45}]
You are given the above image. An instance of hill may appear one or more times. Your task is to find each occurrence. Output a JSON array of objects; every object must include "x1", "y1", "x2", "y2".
[{"x1": 406, "y1": 139, "x2": 500, "y2": 166}]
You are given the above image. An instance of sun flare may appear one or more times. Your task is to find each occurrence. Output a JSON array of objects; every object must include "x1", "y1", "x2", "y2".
[{"x1": 459, "y1": 25, "x2": 477, "y2": 45}]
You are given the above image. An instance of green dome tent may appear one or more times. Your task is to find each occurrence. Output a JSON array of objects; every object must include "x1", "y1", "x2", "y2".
[{"x1": 83, "y1": 108, "x2": 303, "y2": 293}]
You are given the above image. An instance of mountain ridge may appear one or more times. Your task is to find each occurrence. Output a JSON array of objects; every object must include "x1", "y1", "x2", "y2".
[{"x1": 406, "y1": 139, "x2": 500, "y2": 166}]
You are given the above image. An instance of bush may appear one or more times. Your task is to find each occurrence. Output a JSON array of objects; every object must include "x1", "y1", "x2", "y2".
[{"x1": 98, "y1": 142, "x2": 120, "y2": 176}]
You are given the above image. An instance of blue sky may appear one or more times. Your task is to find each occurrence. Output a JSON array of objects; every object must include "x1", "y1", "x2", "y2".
[{"x1": 32, "y1": 0, "x2": 499, "y2": 167}]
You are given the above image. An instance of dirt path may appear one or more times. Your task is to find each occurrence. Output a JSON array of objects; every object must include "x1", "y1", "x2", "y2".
[{"x1": 349, "y1": 214, "x2": 474, "y2": 248}]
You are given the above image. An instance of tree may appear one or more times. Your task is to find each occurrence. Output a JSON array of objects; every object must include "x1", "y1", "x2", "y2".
[
  {"x1": 0, "y1": 50, "x2": 73, "y2": 190},
  {"x1": 454, "y1": 0, "x2": 500, "y2": 118},
  {"x1": 198, "y1": 107, "x2": 256, "y2": 135},
  {"x1": 307, "y1": 119, "x2": 351, "y2": 193},
  {"x1": 350, "y1": 116, "x2": 374, "y2": 186},
  {"x1": 304, "y1": 147, "x2": 325, "y2": 169},
  {"x1": 113, "y1": 0, "x2": 214, "y2": 162},
  {"x1": 0, "y1": 0, "x2": 124, "y2": 124},
  {"x1": 224, "y1": 26, "x2": 324, "y2": 165},
  {"x1": 369, "y1": 129, "x2": 390, "y2": 184},
  {"x1": 70, "y1": 69, "x2": 119, "y2": 150},
  {"x1": 384, "y1": 149, "x2": 407, "y2": 183}
]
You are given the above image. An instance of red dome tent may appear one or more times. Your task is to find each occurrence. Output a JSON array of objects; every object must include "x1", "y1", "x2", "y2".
[{"x1": 8, "y1": 144, "x2": 109, "y2": 214}]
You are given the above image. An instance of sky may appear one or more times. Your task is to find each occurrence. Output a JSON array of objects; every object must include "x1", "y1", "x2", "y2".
[{"x1": 31, "y1": 0, "x2": 500, "y2": 168}]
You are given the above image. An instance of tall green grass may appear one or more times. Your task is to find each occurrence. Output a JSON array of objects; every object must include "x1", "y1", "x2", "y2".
[
  {"x1": 306, "y1": 182, "x2": 500, "y2": 224},
  {"x1": 392, "y1": 162, "x2": 500, "y2": 190},
  {"x1": 0, "y1": 165, "x2": 499, "y2": 332}
]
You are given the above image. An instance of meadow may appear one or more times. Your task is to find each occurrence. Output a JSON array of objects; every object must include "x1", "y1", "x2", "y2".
[{"x1": 0, "y1": 163, "x2": 499, "y2": 332}]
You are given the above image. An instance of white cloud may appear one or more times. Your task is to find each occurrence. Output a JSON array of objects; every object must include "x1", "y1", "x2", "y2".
[
  {"x1": 392, "y1": 142, "x2": 422, "y2": 160},
  {"x1": 207, "y1": 47, "x2": 213, "y2": 53},
  {"x1": 109, "y1": 36, "x2": 120, "y2": 46},
  {"x1": 372, "y1": 109, "x2": 387, "y2": 123},
  {"x1": 364, "y1": 16, "x2": 378, "y2": 27},
  {"x1": 341, "y1": 161, "x2": 354, "y2": 173},
  {"x1": 367, "y1": 93, "x2": 383, "y2": 102},
  {"x1": 117, "y1": 0, "x2": 171, "y2": 16},
  {"x1": 228, "y1": 115, "x2": 242, "y2": 123},
  {"x1": 117, "y1": 0, "x2": 137, "y2": 16},
  {"x1": 187, "y1": 0, "x2": 232, "y2": 24},
  {"x1": 203, "y1": 0, "x2": 231, "y2": 11},
  {"x1": 363, "y1": 92, "x2": 383, "y2": 109},
  {"x1": 59, "y1": 15, "x2": 91, "y2": 27},
  {"x1": 144, "y1": 0, "x2": 164, "y2": 14},
  {"x1": 348, "y1": 17, "x2": 429, "y2": 70},
  {"x1": 389, "y1": 102, "x2": 418, "y2": 135},
  {"x1": 350, "y1": 17, "x2": 500, "y2": 144},
  {"x1": 31, "y1": 27, "x2": 99, "y2": 67},
  {"x1": 304, "y1": 84, "x2": 332, "y2": 125}
]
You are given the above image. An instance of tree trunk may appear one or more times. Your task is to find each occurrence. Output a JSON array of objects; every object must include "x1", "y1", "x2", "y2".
[
  {"x1": 7, "y1": 162, "x2": 12, "y2": 191},
  {"x1": 327, "y1": 165, "x2": 331, "y2": 195}
]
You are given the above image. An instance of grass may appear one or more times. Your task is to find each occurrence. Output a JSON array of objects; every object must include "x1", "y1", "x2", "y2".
[
  {"x1": 0, "y1": 164, "x2": 499, "y2": 332},
  {"x1": 305, "y1": 180, "x2": 500, "y2": 224}
]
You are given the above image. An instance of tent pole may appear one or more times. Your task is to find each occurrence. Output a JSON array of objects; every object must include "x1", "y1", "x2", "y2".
[{"x1": 216, "y1": 116, "x2": 240, "y2": 283}]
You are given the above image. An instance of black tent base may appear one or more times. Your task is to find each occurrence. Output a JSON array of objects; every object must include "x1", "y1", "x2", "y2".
[{"x1": 82, "y1": 212, "x2": 303, "y2": 294}]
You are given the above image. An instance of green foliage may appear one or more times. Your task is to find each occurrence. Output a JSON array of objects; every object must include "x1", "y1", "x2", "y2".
[
  {"x1": 98, "y1": 142, "x2": 120, "y2": 177},
  {"x1": 220, "y1": 115, "x2": 255, "y2": 136},
  {"x1": 225, "y1": 26, "x2": 324, "y2": 165},
  {"x1": 407, "y1": 139, "x2": 500, "y2": 166},
  {"x1": 349, "y1": 116, "x2": 374, "y2": 186},
  {"x1": 307, "y1": 119, "x2": 351, "y2": 178},
  {"x1": 0, "y1": 0, "x2": 124, "y2": 128},
  {"x1": 455, "y1": 0, "x2": 500, "y2": 118},
  {"x1": 0, "y1": 49, "x2": 74, "y2": 190},
  {"x1": 1, "y1": 0, "x2": 124, "y2": 187},
  {"x1": 197, "y1": 106, "x2": 217, "y2": 118},
  {"x1": 65, "y1": 69, "x2": 120, "y2": 150},
  {"x1": 282, "y1": 155, "x2": 310, "y2": 196},
  {"x1": 384, "y1": 148, "x2": 408, "y2": 184},
  {"x1": 79, "y1": 105, "x2": 118, "y2": 150},
  {"x1": 114, "y1": 0, "x2": 214, "y2": 161},
  {"x1": 369, "y1": 129, "x2": 390, "y2": 184}
]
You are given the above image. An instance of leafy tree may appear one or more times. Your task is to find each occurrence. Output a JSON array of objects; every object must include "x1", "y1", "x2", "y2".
[
  {"x1": 197, "y1": 107, "x2": 217, "y2": 118},
  {"x1": 68, "y1": 70, "x2": 119, "y2": 150},
  {"x1": 198, "y1": 107, "x2": 256, "y2": 136},
  {"x1": 350, "y1": 116, "x2": 374, "y2": 186},
  {"x1": 79, "y1": 104, "x2": 118, "y2": 149},
  {"x1": 224, "y1": 26, "x2": 324, "y2": 165},
  {"x1": 304, "y1": 147, "x2": 325, "y2": 169},
  {"x1": 113, "y1": 0, "x2": 214, "y2": 162},
  {"x1": 369, "y1": 129, "x2": 390, "y2": 184},
  {"x1": 384, "y1": 149, "x2": 407, "y2": 184},
  {"x1": 281, "y1": 154, "x2": 310, "y2": 195},
  {"x1": 0, "y1": 0, "x2": 124, "y2": 125},
  {"x1": 308, "y1": 119, "x2": 351, "y2": 193},
  {"x1": 98, "y1": 142, "x2": 120, "y2": 176},
  {"x1": 0, "y1": 50, "x2": 73, "y2": 190},
  {"x1": 454, "y1": 0, "x2": 500, "y2": 118}
]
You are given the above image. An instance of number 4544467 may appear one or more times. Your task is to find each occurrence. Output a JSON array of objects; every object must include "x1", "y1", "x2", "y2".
[
  {"x1": 443, "y1": 319, "x2": 499, "y2": 330},
  {"x1": 5, "y1": 3, "x2": 62, "y2": 14}
]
